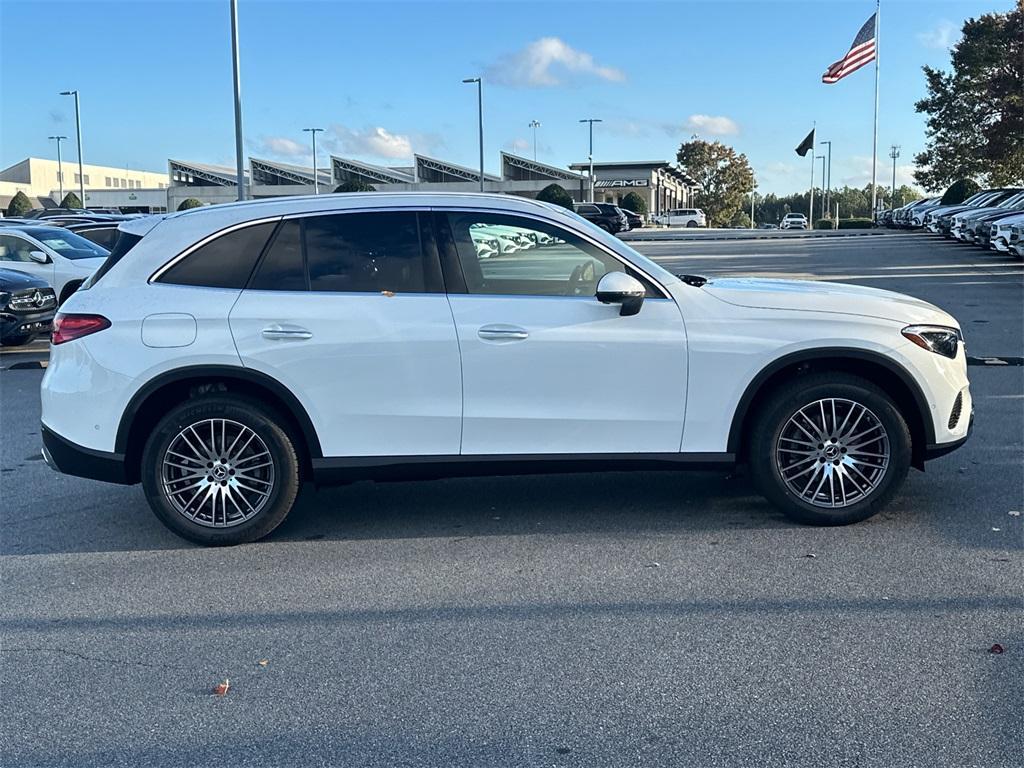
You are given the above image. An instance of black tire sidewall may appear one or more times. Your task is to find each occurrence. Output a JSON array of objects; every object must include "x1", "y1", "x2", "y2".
[
  {"x1": 141, "y1": 396, "x2": 300, "y2": 545},
  {"x1": 750, "y1": 374, "x2": 911, "y2": 526}
]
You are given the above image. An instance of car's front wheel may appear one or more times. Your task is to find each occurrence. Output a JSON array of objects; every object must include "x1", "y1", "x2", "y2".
[
  {"x1": 749, "y1": 373, "x2": 911, "y2": 526},
  {"x1": 141, "y1": 395, "x2": 301, "y2": 545}
]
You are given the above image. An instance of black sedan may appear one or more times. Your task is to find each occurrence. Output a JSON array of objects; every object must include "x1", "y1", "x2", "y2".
[{"x1": 0, "y1": 268, "x2": 57, "y2": 346}]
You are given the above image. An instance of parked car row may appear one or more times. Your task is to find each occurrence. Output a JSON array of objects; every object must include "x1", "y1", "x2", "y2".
[{"x1": 878, "y1": 188, "x2": 1024, "y2": 259}]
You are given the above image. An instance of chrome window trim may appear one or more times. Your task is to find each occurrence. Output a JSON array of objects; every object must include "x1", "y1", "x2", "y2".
[{"x1": 148, "y1": 216, "x2": 282, "y2": 284}]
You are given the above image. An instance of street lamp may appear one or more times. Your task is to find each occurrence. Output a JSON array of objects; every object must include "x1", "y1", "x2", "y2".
[
  {"x1": 819, "y1": 140, "x2": 832, "y2": 217},
  {"x1": 579, "y1": 118, "x2": 602, "y2": 203},
  {"x1": 229, "y1": 0, "x2": 245, "y2": 200},
  {"x1": 816, "y1": 155, "x2": 826, "y2": 221},
  {"x1": 750, "y1": 185, "x2": 756, "y2": 229},
  {"x1": 58, "y1": 90, "x2": 84, "y2": 207},
  {"x1": 303, "y1": 128, "x2": 324, "y2": 194},
  {"x1": 528, "y1": 120, "x2": 541, "y2": 161},
  {"x1": 48, "y1": 135, "x2": 68, "y2": 200},
  {"x1": 462, "y1": 77, "x2": 484, "y2": 192}
]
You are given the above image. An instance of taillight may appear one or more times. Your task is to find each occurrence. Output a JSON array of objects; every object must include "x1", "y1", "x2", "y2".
[{"x1": 52, "y1": 313, "x2": 111, "y2": 345}]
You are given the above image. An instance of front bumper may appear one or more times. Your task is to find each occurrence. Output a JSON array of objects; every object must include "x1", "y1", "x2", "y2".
[
  {"x1": 41, "y1": 424, "x2": 132, "y2": 485},
  {"x1": 0, "y1": 309, "x2": 54, "y2": 341},
  {"x1": 923, "y1": 409, "x2": 974, "y2": 461}
]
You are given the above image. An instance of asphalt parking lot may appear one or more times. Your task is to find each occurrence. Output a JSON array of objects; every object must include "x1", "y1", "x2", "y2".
[{"x1": 1, "y1": 231, "x2": 1021, "y2": 768}]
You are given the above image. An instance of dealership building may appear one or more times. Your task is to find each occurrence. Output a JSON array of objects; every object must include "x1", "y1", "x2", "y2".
[{"x1": 3, "y1": 153, "x2": 695, "y2": 216}]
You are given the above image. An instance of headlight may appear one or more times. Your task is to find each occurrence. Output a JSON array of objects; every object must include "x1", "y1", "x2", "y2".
[{"x1": 902, "y1": 325, "x2": 962, "y2": 359}]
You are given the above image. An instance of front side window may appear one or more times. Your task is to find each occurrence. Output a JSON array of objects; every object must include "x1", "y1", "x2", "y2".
[
  {"x1": 446, "y1": 212, "x2": 650, "y2": 298},
  {"x1": 0, "y1": 234, "x2": 34, "y2": 262},
  {"x1": 158, "y1": 221, "x2": 275, "y2": 288}
]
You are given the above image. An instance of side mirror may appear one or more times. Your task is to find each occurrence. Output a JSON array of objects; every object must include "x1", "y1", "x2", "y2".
[
  {"x1": 596, "y1": 271, "x2": 645, "y2": 317},
  {"x1": 28, "y1": 250, "x2": 50, "y2": 264}
]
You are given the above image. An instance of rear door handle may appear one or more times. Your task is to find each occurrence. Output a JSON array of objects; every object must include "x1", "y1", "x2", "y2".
[
  {"x1": 261, "y1": 325, "x2": 313, "y2": 341},
  {"x1": 478, "y1": 325, "x2": 529, "y2": 341}
]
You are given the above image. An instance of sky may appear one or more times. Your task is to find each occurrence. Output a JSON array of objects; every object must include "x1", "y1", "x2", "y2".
[{"x1": 0, "y1": 0, "x2": 1011, "y2": 195}]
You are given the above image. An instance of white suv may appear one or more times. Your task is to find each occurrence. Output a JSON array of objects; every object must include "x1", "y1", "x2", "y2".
[
  {"x1": 41, "y1": 193, "x2": 972, "y2": 545},
  {"x1": 0, "y1": 225, "x2": 109, "y2": 303},
  {"x1": 655, "y1": 208, "x2": 706, "y2": 228},
  {"x1": 780, "y1": 213, "x2": 809, "y2": 230}
]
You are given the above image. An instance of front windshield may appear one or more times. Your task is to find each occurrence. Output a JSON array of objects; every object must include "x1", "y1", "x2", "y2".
[{"x1": 20, "y1": 227, "x2": 110, "y2": 260}]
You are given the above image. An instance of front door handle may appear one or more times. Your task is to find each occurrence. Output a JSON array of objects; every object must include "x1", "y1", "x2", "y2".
[
  {"x1": 478, "y1": 325, "x2": 529, "y2": 341},
  {"x1": 261, "y1": 325, "x2": 313, "y2": 341}
]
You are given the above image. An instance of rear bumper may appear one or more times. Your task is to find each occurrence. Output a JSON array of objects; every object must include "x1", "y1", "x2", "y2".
[{"x1": 41, "y1": 424, "x2": 133, "y2": 485}]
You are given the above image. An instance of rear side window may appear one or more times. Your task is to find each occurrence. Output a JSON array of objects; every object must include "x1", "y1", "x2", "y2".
[
  {"x1": 250, "y1": 220, "x2": 305, "y2": 291},
  {"x1": 158, "y1": 222, "x2": 276, "y2": 289},
  {"x1": 77, "y1": 227, "x2": 120, "y2": 250}
]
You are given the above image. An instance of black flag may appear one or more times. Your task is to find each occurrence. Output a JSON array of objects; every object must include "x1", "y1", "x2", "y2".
[{"x1": 795, "y1": 128, "x2": 815, "y2": 157}]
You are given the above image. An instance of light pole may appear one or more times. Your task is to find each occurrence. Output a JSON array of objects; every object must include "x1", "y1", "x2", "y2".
[
  {"x1": 48, "y1": 135, "x2": 68, "y2": 201},
  {"x1": 303, "y1": 128, "x2": 324, "y2": 194},
  {"x1": 750, "y1": 186, "x2": 756, "y2": 229},
  {"x1": 59, "y1": 90, "x2": 84, "y2": 207},
  {"x1": 579, "y1": 118, "x2": 602, "y2": 203},
  {"x1": 462, "y1": 78, "x2": 484, "y2": 192},
  {"x1": 229, "y1": 0, "x2": 246, "y2": 200},
  {"x1": 819, "y1": 140, "x2": 832, "y2": 217},
  {"x1": 816, "y1": 155, "x2": 826, "y2": 221},
  {"x1": 889, "y1": 145, "x2": 901, "y2": 209},
  {"x1": 528, "y1": 120, "x2": 541, "y2": 161}
]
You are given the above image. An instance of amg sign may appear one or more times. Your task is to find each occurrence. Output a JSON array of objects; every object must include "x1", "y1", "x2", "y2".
[{"x1": 594, "y1": 179, "x2": 649, "y2": 188}]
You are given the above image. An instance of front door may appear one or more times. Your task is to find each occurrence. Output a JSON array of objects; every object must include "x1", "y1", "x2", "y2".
[
  {"x1": 440, "y1": 210, "x2": 687, "y2": 456},
  {"x1": 229, "y1": 210, "x2": 462, "y2": 458},
  {"x1": 0, "y1": 233, "x2": 53, "y2": 285}
]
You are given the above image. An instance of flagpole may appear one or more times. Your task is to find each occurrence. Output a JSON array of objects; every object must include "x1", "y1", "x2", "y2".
[
  {"x1": 808, "y1": 125, "x2": 815, "y2": 221},
  {"x1": 870, "y1": 0, "x2": 880, "y2": 216}
]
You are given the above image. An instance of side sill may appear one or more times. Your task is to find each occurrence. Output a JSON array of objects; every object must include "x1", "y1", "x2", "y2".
[{"x1": 311, "y1": 452, "x2": 735, "y2": 485}]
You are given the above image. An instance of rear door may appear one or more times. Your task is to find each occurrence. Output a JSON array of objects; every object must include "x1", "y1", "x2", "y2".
[{"x1": 228, "y1": 210, "x2": 462, "y2": 458}]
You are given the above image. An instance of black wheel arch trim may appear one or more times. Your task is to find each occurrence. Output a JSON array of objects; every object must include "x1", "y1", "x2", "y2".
[
  {"x1": 114, "y1": 364, "x2": 323, "y2": 459},
  {"x1": 726, "y1": 347, "x2": 936, "y2": 455}
]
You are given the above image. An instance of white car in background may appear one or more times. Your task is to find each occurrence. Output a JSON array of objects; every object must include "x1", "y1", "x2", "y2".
[
  {"x1": 780, "y1": 213, "x2": 809, "y2": 230},
  {"x1": 655, "y1": 208, "x2": 706, "y2": 228},
  {"x1": 41, "y1": 193, "x2": 972, "y2": 546},
  {"x1": 989, "y1": 212, "x2": 1024, "y2": 253},
  {"x1": 0, "y1": 225, "x2": 109, "y2": 303}
]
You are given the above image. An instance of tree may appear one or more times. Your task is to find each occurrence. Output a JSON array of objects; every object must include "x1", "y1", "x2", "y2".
[
  {"x1": 618, "y1": 190, "x2": 648, "y2": 215},
  {"x1": 60, "y1": 191, "x2": 82, "y2": 209},
  {"x1": 6, "y1": 190, "x2": 32, "y2": 217},
  {"x1": 535, "y1": 183, "x2": 574, "y2": 211},
  {"x1": 940, "y1": 178, "x2": 981, "y2": 205},
  {"x1": 728, "y1": 210, "x2": 751, "y2": 228},
  {"x1": 675, "y1": 137, "x2": 754, "y2": 227},
  {"x1": 914, "y1": 4, "x2": 1023, "y2": 189},
  {"x1": 177, "y1": 198, "x2": 203, "y2": 211},
  {"x1": 333, "y1": 179, "x2": 376, "y2": 193}
]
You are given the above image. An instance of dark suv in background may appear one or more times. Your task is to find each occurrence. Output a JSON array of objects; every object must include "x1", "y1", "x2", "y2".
[
  {"x1": 573, "y1": 203, "x2": 628, "y2": 234},
  {"x1": 0, "y1": 268, "x2": 57, "y2": 346}
]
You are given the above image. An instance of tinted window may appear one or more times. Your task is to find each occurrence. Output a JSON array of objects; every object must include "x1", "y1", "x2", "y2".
[
  {"x1": 447, "y1": 212, "x2": 656, "y2": 298},
  {"x1": 305, "y1": 211, "x2": 432, "y2": 293},
  {"x1": 18, "y1": 227, "x2": 109, "y2": 260},
  {"x1": 76, "y1": 227, "x2": 120, "y2": 250},
  {"x1": 159, "y1": 221, "x2": 275, "y2": 289},
  {"x1": 250, "y1": 219, "x2": 305, "y2": 291}
]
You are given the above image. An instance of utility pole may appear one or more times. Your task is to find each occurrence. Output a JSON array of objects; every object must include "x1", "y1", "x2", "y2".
[
  {"x1": 462, "y1": 78, "x2": 484, "y2": 191},
  {"x1": 528, "y1": 120, "x2": 541, "y2": 161},
  {"x1": 819, "y1": 139, "x2": 832, "y2": 217},
  {"x1": 229, "y1": 0, "x2": 246, "y2": 200},
  {"x1": 750, "y1": 187, "x2": 756, "y2": 229},
  {"x1": 889, "y1": 145, "x2": 900, "y2": 209},
  {"x1": 49, "y1": 135, "x2": 68, "y2": 201},
  {"x1": 816, "y1": 155, "x2": 826, "y2": 221},
  {"x1": 303, "y1": 128, "x2": 324, "y2": 194},
  {"x1": 59, "y1": 91, "x2": 84, "y2": 207},
  {"x1": 579, "y1": 118, "x2": 602, "y2": 203}
]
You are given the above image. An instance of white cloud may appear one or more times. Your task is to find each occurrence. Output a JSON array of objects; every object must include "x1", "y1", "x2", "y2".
[
  {"x1": 917, "y1": 19, "x2": 958, "y2": 50},
  {"x1": 486, "y1": 37, "x2": 625, "y2": 87},
  {"x1": 326, "y1": 125, "x2": 414, "y2": 159},
  {"x1": 253, "y1": 136, "x2": 308, "y2": 159},
  {"x1": 683, "y1": 114, "x2": 739, "y2": 136}
]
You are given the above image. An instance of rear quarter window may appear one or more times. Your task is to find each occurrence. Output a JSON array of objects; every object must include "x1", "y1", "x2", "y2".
[{"x1": 157, "y1": 222, "x2": 276, "y2": 289}]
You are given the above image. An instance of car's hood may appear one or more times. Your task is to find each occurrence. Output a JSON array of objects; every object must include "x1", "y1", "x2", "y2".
[
  {"x1": 0, "y1": 267, "x2": 49, "y2": 290},
  {"x1": 701, "y1": 277, "x2": 955, "y2": 326}
]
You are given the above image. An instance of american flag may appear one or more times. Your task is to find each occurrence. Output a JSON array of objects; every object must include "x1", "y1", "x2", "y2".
[{"x1": 822, "y1": 13, "x2": 877, "y2": 84}]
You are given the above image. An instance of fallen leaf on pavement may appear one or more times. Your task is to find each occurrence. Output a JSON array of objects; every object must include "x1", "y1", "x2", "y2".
[
  {"x1": 989, "y1": 644, "x2": 1004, "y2": 654},
  {"x1": 212, "y1": 678, "x2": 230, "y2": 695},
  {"x1": 258, "y1": 659, "x2": 269, "y2": 667}
]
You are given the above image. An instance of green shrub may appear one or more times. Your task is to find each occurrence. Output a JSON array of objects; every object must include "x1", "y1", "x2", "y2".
[
  {"x1": 177, "y1": 198, "x2": 203, "y2": 211},
  {"x1": 334, "y1": 179, "x2": 376, "y2": 193},
  {"x1": 536, "y1": 183, "x2": 574, "y2": 211},
  {"x1": 6, "y1": 190, "x2": 32, "y2": 217},
  {"x1": 939, "y1": 178, "x2": 980, "y2": 205},
  {"x1": 814, "y1": 219, "x2": 833, "y2": 230},
  {"x1": 619, "y1": 190, "x2": 648, "y2": 215},
  {"x1": 60, "y1": 191, "x2": 82, "y2": 209},
  {"x1": 837, "y1": 218, "x2": 873, "y2": 229}
]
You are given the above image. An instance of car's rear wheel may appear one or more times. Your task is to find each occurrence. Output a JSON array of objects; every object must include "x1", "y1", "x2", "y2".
[
  {"x1": 141, "y1": 395, "x2": 301, "y2": 545},
  {"x1": 686, "y1": 220, "x2": 698, "y2": 228},
  {"x1": 749, "y1": 373, "x2": 911, "y2": 526}
]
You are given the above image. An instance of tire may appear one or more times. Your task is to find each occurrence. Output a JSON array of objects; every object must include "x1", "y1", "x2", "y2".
[
  {"x1": 686, "y1": 220, "x2": 698, "y2": 228},
  {"x1": 748, "y1": 372, "x2": 911, "y2": 526},
  {"x1": 1, "y1": 333, "x2": 36, "y2": 347},
  {"x1": 141, "y1": 394, "x2": 301, "y2": 545},
  {"x1": 597, "y1": 222, "x2": 612, "y2": 233}
]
